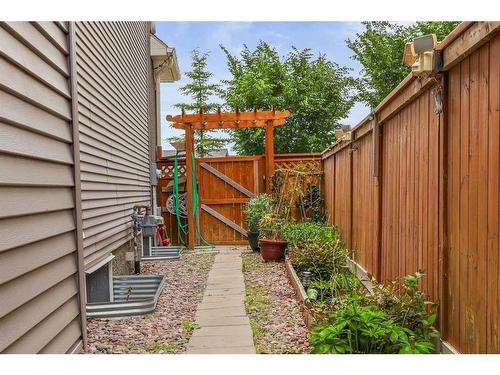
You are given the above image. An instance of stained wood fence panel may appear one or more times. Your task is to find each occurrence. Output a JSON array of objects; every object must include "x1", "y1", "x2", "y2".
[
  {"x1": 321, "y1": 23, "x2": 500, "y2": 354},
  {"x1": 445, "y1": 40, "x2": 500, "y2": 353},
  {"x1": 351, "y1": 133, "x2": 379, "y2": 277}
]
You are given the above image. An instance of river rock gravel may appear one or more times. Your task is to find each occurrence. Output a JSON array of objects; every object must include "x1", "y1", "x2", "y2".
[
  {"x1": 84, "y1": 252, "x2": 216, "y2": 354},
  {"x1": 242, "y1": 251, "x2": 311, "y2": 354}
]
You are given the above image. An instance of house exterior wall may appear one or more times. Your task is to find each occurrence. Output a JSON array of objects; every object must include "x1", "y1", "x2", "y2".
[
  {"x1": 0, "y1": 21, "x2": 165, "y2": 354},
  {"x1": 74, "y1": 22, "x2": 153, "y2": 270},
  {"x1": 0, "y1": 21, "x2": 84, "y2": 353}
]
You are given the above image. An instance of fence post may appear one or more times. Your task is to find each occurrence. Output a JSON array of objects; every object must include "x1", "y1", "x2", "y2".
[
  {"x1": 185, "y1": 123, "x2": 196, "y2": 249},
  {"x1": 371, "y1": 114, "x2": 384, "y2": 281},
  {"x1": 265, "y1": 120, "x2": 275, "y2": 194},
  {"x1": 438, "y1": 74, "x2": 449, "y2": 336}
]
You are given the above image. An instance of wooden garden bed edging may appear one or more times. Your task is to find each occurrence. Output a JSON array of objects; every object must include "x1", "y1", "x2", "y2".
[
  {"x1": 284, "y1": 257, "x2": 375, "y2": 330},
  {"x1": 284, "y1": 259, "x2": 316, "y2": 329},
  {"x1": 286, "y1": 257, "x2": 449, "y2": 353}
]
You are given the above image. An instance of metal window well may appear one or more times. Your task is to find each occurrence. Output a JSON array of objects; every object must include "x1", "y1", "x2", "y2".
[
  {"x1": 142, "y1": 245, "x2": 183, "y2": 261},
  {"x1": 86, "y1": 275, "x2": 165, "y2": 318}
]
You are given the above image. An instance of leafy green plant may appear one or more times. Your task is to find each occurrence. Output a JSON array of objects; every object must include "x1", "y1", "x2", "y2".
[
  {"x1": 288, "y1": 237, "x2": 348, "y2": 279},
  {"x1": 245, "y1": 194, "x2": 273, "y2": 232},
  {"x1": 367, "y1": 272, "x2": 440, "y2": 345},
  {"x1": 308, "y1": 271, "x2": 361, "y2": 302},
  {"x1": 310, "y1": 294, "x2": 435, "y2": 354},
  {"x1": 298, "y1": 182, "x2": 325, "y2": 222},
  {"x1": 283, "y1": 221, "x2": 339, "y2": 248},
  {"x1": 258, "y1": 212, "x2": 288, "y2": 241}
]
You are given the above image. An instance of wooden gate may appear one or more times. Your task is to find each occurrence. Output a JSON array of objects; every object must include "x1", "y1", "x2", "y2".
[{"x1": 196, "y1": 156, "x2": 264, "y2": 245}]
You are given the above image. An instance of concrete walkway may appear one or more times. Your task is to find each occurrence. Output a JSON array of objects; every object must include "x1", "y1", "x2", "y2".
[{"x1": 185, "y1": 247, "x2": 255, "y2": 354}]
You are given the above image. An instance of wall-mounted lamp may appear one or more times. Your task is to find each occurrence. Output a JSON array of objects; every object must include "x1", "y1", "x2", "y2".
[
  {"x1": 334, "y1": 124, "x2": 352, "y2": 141},
  {"x1": 403, "y1": 34, "x2": 438, "y2": 76}
]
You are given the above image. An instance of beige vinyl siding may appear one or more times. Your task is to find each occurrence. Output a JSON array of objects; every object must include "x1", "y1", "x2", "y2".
[
  {"x1": 74, "y1": 21, "x2": 151, "y2": 268},
  {"x1": 0, "y1": 22, "x2": 83, "y2": 353}
]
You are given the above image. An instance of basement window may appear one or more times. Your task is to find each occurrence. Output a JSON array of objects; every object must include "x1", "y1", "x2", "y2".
[{"x1": 85, "y1": 255, "x2": 114, "y2": 304}]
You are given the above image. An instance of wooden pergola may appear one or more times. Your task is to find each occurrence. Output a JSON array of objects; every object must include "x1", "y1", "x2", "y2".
[{"x1": 166, "y1": 108, "x2": 290, "y2": 248}]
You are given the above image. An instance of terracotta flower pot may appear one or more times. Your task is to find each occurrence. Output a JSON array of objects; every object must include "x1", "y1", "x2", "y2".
[
  {"x1": 258, "y1": 239, "x2": 287, "y2": 262},
  {"x1": 247, "y1": 231, "x2": 260, "y2": 252}
]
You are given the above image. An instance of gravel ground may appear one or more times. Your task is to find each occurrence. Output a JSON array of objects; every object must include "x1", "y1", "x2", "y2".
[
  {"x1": 242, "y1": 251, "x2": 311, "y2": 354},
  {"x1": 84, "y1": 252, "x2": 216, "y2": 354}
]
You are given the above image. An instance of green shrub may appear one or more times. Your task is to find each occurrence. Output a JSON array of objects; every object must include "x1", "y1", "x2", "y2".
[
  {"x1": 258, "y1": 212, "x2": 288, "y2": 241},
  {"x1": 310, "y1": 294, "x2": 436, "y2": 354},
  {"x1": 245, "y1": 194, "x2": 273, "y2": 232},
  {"x1": 283, "y1": 221, "x2": 339, "y2": 247},
  {"x1": 310, "y1": 273, "x2": 440, "y2": 354},
  {"x1": 290, "y1": 239, "x2": 348, "y2": 279},
  {"x1": 367, "y1": 272, "x2": 439, "y2": 345}
]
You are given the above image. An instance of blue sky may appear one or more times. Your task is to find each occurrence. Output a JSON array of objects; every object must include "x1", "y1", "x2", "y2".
[{"x1": 155, "y1": 22, "x2": 372, "y2": 152}]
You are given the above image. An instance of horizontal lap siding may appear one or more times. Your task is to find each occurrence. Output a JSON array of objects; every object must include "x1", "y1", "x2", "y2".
[
  {"x1": 446, "y1": 37, "x2": 500, "y2": 353},
  {"x1": 0, "y1": 21, "x2": 83, "y2": 353},
  {"x1": 74, "y1": 22, "x2": 151, "y2": 268}
]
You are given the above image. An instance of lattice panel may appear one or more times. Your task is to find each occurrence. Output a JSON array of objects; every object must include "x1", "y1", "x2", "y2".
[
  {"x1": 159, "y1": 163, "x2": 186, "y2": 179},
  {"x1": 274, "y1": 159, "x2": 322, "y2": 175}
]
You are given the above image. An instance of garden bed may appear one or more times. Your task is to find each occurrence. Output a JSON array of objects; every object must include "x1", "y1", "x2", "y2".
[
  {"x1": 84, "y1": 252, "x2": 216, "y2": 354},
  {"x1": 241, "y1": 251, "x2": 311, "y2": 354}
]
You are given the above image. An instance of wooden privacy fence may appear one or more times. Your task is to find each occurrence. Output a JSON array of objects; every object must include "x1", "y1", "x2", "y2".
[
  {"x1": 156, "y1": 152, "x2": 321, "y2": 246},
  {"x1": 321, "y1": 22, "x2": 500, "y2": 354}
]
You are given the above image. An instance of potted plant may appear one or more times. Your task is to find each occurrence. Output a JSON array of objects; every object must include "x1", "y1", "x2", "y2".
[
  {"x1": 258, "y1": 212, "x2": 288, "y2": 262},
  {"x1": 245, "y1": 194, "x2": 272, "y2": 251}
]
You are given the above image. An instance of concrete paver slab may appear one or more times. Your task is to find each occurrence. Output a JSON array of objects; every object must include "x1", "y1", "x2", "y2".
[{"x1": 185, "y1": 248, "x2": 255, "y2": 354}]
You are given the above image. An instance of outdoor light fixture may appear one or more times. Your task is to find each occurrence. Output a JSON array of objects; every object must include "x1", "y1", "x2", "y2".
[
  {"x1": 334, "y1": 124, "x2": 352, "y2": 141},
  {"x1": 402, "y1": 34, "x2": 438, "y2": 76},
  {"x1": 302, "y1": 271, "x2": 312, "y2": 289}
]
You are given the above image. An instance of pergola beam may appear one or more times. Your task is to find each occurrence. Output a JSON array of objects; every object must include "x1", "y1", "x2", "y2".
[
  {"x1": 172, "y1": 118, "x2": 286, "y2": 130},
  {"x1": 167, "y1": 109, "x2": 290, "y2": 123}
]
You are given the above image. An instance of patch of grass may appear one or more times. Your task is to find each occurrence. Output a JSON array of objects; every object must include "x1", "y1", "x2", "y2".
[
  {"x1": 180, "y1": 320, "x2": 199, "y2": 332},
  {"x1": 242, "y1": 253, "x2": 273, "y2": 354},
  {"x1": 127, "y1": 342, "x2": 181, "y2": 354}
]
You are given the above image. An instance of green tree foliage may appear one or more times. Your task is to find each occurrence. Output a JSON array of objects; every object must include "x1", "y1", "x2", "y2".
[
  {"x1": 174, "y1": 48, "x2": 228, "y2": 156},
  {"x1": 220, "y1": 42, "x2": 355, "y2": 155},
  {"x1": 347, "y1": 21, "x2": 460, "y2": 108}
]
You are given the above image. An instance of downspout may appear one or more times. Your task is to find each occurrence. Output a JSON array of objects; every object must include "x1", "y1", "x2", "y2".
[
  {"x1": 68, "y1": 21, "x2": 88, "y2": 351},
  {"x1": 148, "y1": 23, "x2": 159, "y2": 220}
]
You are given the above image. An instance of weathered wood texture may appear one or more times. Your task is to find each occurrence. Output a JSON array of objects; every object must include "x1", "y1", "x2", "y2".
[
  {"x1": 0, "y1": 21, "x2": 83, "y2": 354},
  {"x1": 321, "y1": 24, "x2": 500, "y2": 353}
]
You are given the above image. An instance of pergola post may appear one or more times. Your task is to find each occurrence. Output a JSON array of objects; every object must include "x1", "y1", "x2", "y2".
[
  {"x1": 265, "y1": 119, "x2": 275, "y2": 194},
  {"x1": 185, "y1": 123, "x2": 196, "y2": 249}
]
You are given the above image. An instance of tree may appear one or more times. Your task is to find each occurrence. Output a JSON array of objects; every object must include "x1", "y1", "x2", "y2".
[
  {"x1": 174, "y1": 49, "x2": 228, "y2": 156},
  {"x1": 220, "y1": 42, "x2": 355, "y2": 155},
  {"x1": 347, "y1": 21, "x2": 460, "y2": 108}
]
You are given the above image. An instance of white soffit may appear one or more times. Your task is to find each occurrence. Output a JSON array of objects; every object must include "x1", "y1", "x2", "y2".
[{"x1": 151, "y1": 34, "x2": 181, "y2": 82}]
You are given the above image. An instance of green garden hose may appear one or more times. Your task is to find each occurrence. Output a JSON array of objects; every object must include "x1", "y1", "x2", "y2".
[{"x1": 173, "y1": 152, "x2": 214, "y2": 250}]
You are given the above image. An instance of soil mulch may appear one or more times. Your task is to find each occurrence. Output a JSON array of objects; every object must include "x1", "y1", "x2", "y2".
[
  {"x1": 242, "y1": 251, "x2": 311, "y2": 354},
  {"x1": 84, "y1": 252, "x2": 216, "y2": 354}
]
